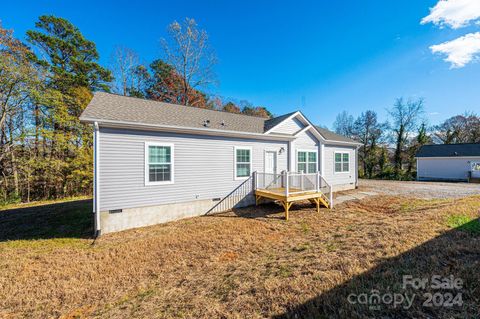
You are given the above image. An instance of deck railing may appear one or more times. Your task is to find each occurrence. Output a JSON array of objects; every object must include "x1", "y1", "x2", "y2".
[
  {"x1": 254, "y1": 171, "x2": 334, "y2": 208},
  {"x1": 205, "y1": 176, "x2": 254, "y2": 214}
]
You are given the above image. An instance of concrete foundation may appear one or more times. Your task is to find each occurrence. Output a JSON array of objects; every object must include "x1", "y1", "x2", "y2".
[
  {"x1": 99, "y1": 195, "x2": 255, "y2": 234},
  {"x1": 417, "y1": 177, "x2": 468, "y2": 182},
  {"x1": 331, "y1": 183, "x2": 356, "y2": 192}
]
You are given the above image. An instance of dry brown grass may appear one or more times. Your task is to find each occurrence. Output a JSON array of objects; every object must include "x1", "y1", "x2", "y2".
[{"x1": 1, "y1": 195, "x2": 479, "y2": 318}]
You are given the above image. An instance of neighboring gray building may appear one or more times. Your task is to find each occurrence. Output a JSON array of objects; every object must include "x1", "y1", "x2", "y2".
[
  {"x1": 416, "y1": 143, "x2": 480, "y2": 182},
  {"x1": 80, "y1": 92, "x2": 360, "y2": 234}
]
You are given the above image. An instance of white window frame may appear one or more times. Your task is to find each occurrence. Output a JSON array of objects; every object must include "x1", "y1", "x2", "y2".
[
  {"x1": 296, "y1": 149, "x2": 318, "y2": 174},
  {"x1": 334, "y1": 151, "x2": 350, "y2": 174},
  {"x1": 145, "y1": 142, "x2": 174, "y2": 186},
  {"x1": 234, "y1": 146, "x2": 253, "y2": 180}
]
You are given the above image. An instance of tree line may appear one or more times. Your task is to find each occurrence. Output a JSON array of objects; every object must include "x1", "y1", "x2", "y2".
[
  {"x1": 0, "y1": 16, "x2": 271, "y2": 205},
  {"x1": 333, "y1": 100, "x2": 480, "y2": 180}
]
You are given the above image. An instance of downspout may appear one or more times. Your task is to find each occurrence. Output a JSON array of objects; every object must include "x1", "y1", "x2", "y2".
[
  {"x1": 288, "y1": 140, "x2": 294, "y2": 172},
  {"x1": 355, "y1": 146, "x2": 359, "y2": 188},
  {"x1": 93, "y1": 122, "x2": 101, "y2": 237},
  {"x1": 320, "y1": 143, "x2": 325, "y2": 176}
]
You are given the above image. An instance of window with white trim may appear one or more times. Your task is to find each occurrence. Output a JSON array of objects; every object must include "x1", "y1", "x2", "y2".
[
  {"x1": 235, "y1": 147, "x2": 252, "y2": 179},
  {"x1": 146, "y1": 143, "x2": 173, "y2": 184},
  {"x1": 297, "y1": 151, "x2": 317, "y2": 173},
  {"x1": 334, "y1": 152, "x2": 349, "y2": 173}
]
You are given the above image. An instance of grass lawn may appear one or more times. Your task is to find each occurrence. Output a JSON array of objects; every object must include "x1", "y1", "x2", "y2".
[{"x1": 0, "y1": 195, "x2": 479, "y2": 318}]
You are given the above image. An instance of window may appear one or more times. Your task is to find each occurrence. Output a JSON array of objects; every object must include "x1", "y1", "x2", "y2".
[
  {"x1": 145, "y1": 143, "x2": 173, "y2": 185},
  {"x1": 334, "y1": 152, "x2": 350, "y2": 173},
  {"x1": 297, "y1": 150, "x2": 317, "y2": 173},
  {"x1": 235, "y1": 146, "x2": 252, "y2": 179},
  {"x1": 472, "y1": 162, "x2": 480, "y2": 171}
]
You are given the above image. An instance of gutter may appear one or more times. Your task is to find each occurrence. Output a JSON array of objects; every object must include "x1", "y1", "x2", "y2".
[
  {"x1": 80, "y1": 116, "x2": 362, "y2": 145},
  {"x1": 80, "y1": 117, "x2": 297, "y2": 142},
  {"x1": 322, "y1": 139, "x2": 363, "y2": 146},
  {"x1": 93, "y1": 122, "x2": 101, "y2": 237}
]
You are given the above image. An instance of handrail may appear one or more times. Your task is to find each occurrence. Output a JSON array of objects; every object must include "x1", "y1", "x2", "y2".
[
  {"x1": 206, "y1": 175, "x2": 254, "y2": 215},
  {"x1": 255, "y1": 171, "x2": 334, "y2": 209}
]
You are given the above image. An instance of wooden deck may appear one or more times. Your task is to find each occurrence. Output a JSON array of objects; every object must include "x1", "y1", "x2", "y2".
[{"x1": 255, "y1": 187, "x2": 331, "y2": 220}]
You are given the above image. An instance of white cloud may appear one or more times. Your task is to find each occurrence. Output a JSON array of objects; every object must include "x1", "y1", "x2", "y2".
[
  {"x1": 430, "y1": 32, "x2": 480, "y2": 68},
  {"x1": 421, "y1": 0, "x2": 480, "y2": 29}
]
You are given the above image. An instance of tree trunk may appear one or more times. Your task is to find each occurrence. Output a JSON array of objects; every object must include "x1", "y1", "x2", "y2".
[
  {"x1": 394, "y1": 126, "x2": 404, "y2": 178},
  {"x1": 11, "y1": 151, "x2": 19, "y2": 198},
  {"x1": 1, "y1": 171, "x2": 7, "y2": 202},
  {"x1": 34, "y1": 104, "x2": 40, "y2": 156}
]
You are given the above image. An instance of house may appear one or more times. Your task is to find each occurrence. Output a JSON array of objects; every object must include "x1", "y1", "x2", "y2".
[
  {"x1": 80, "y1": 92, "x2": 361, "y2": 234},
  {"x1": 416, "y1": 143, "x2": 480, "y2": 182}
]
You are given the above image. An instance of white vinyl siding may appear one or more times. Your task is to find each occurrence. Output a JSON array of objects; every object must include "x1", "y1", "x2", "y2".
[
  {"x1": 291, "y1": 129, "x2": 320, "y2": 174},
  {"x1": 417, "y1": 157, "x2": 480, "y2": 181},
  {"x1": 323, "y1": 145, "x2": 356, "y2": 187},
  {"x1": 269, "y1": 117, "x2": 305, "y2": 135},
  {"x1": 234, "y1": 146, "x2": 252, "y2": 180},
  {"x1": 99, "y1": 127, "x2": 288, "y2": 211},
  {"x1": 145, "y1": 142, "x2": 174, "y2": 185},
  {"x1": 334, "y1": 152, "x2": 350, "y2": 173}
]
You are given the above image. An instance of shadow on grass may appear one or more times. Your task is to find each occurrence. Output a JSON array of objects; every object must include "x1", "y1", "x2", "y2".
[
  {"x1": 0, "y1": 200, "x2": 93, "y2": 241},
  {"x1": 273, "y1": 218, "x2": 480, "y2": 319},
  {"x1": 209, "y1": 201, "x2": 316, "y2": 220}
]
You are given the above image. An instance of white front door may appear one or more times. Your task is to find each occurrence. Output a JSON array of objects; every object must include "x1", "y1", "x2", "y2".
[{"x1": 265, "y1": 151, "x2": 277, "y2": 174}]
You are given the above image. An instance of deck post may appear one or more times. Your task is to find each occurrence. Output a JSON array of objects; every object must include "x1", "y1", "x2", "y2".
[
  {"x1": 316, "y1": 171, "x2": 320, "y2": 192},
  {"x1": 253, "y1": 171, "x2": 257, "y2": 190},
  {"x1": 329, "y1": 185, "x2": 334, "y2": 209},
  {"x1": 300, "y1": 171, "x2": 304, "y2": 190},
  {"x1": 285, "y1": 171, "x2": 289, "y2": 197}
]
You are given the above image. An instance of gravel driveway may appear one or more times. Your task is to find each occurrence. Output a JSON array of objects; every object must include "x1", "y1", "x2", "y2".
[{"x1": 358, "y1": 179, "x2": 480, "y2": 199}]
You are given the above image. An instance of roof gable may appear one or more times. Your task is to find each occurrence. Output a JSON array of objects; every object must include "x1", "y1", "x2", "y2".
[
  {"x1": 264, "y1": 111, "x2": 298, "y2": 132},
  {"x1": 267, "y1": 115, "x2": 306, "y2": 135}
]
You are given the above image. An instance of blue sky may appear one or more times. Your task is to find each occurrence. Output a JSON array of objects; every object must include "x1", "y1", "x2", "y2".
[{"x1": 2, "y1": 0, "x2": 480, "y2": 128}]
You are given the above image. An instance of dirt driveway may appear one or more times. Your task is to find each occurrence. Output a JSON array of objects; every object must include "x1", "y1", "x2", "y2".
[{"x1": 359, "y1": 179, "x2": 480, "y2": 199}]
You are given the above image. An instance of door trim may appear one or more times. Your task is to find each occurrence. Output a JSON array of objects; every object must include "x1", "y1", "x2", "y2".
[{"x1": 264, "y1": 149, "x2": 278, "y2": 174}]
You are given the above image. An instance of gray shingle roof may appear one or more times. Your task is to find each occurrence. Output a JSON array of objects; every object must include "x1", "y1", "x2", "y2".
[
  {"x1": 80, "y1": 92, "x2": 268, "y2": 134},
  {"x1": 80, "y1": 92, "x2": 358, "y2": 144},
  {"x1": 416, "y1": 143, "x2": 480, "y2": 158},
  {"x1": 314, "y1": 126, "x2": 359, "y2": 144}
]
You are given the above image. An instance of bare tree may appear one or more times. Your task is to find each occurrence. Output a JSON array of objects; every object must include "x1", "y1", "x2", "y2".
[
  {"x1": 333, "y1": 111, "x2": 355, "y2": 138},
  {"x1": 434, "y1": 112, "x2": 480, "y2": 144},
  {"x1": 352, "y1": 110, "x2": 387, "y2": 178},
  {"x1": 110, "y1": 46, "x2": 139, "y2": 96},
  {"x1": 161, "y1": 18, "x2": 217, "y2": 106},
  {"x1": 128, "y1": 65, "x2": 150, "y2": 98},
  {"x1": 388, "y1": 97, "x2": 424, "y2": 177}
]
